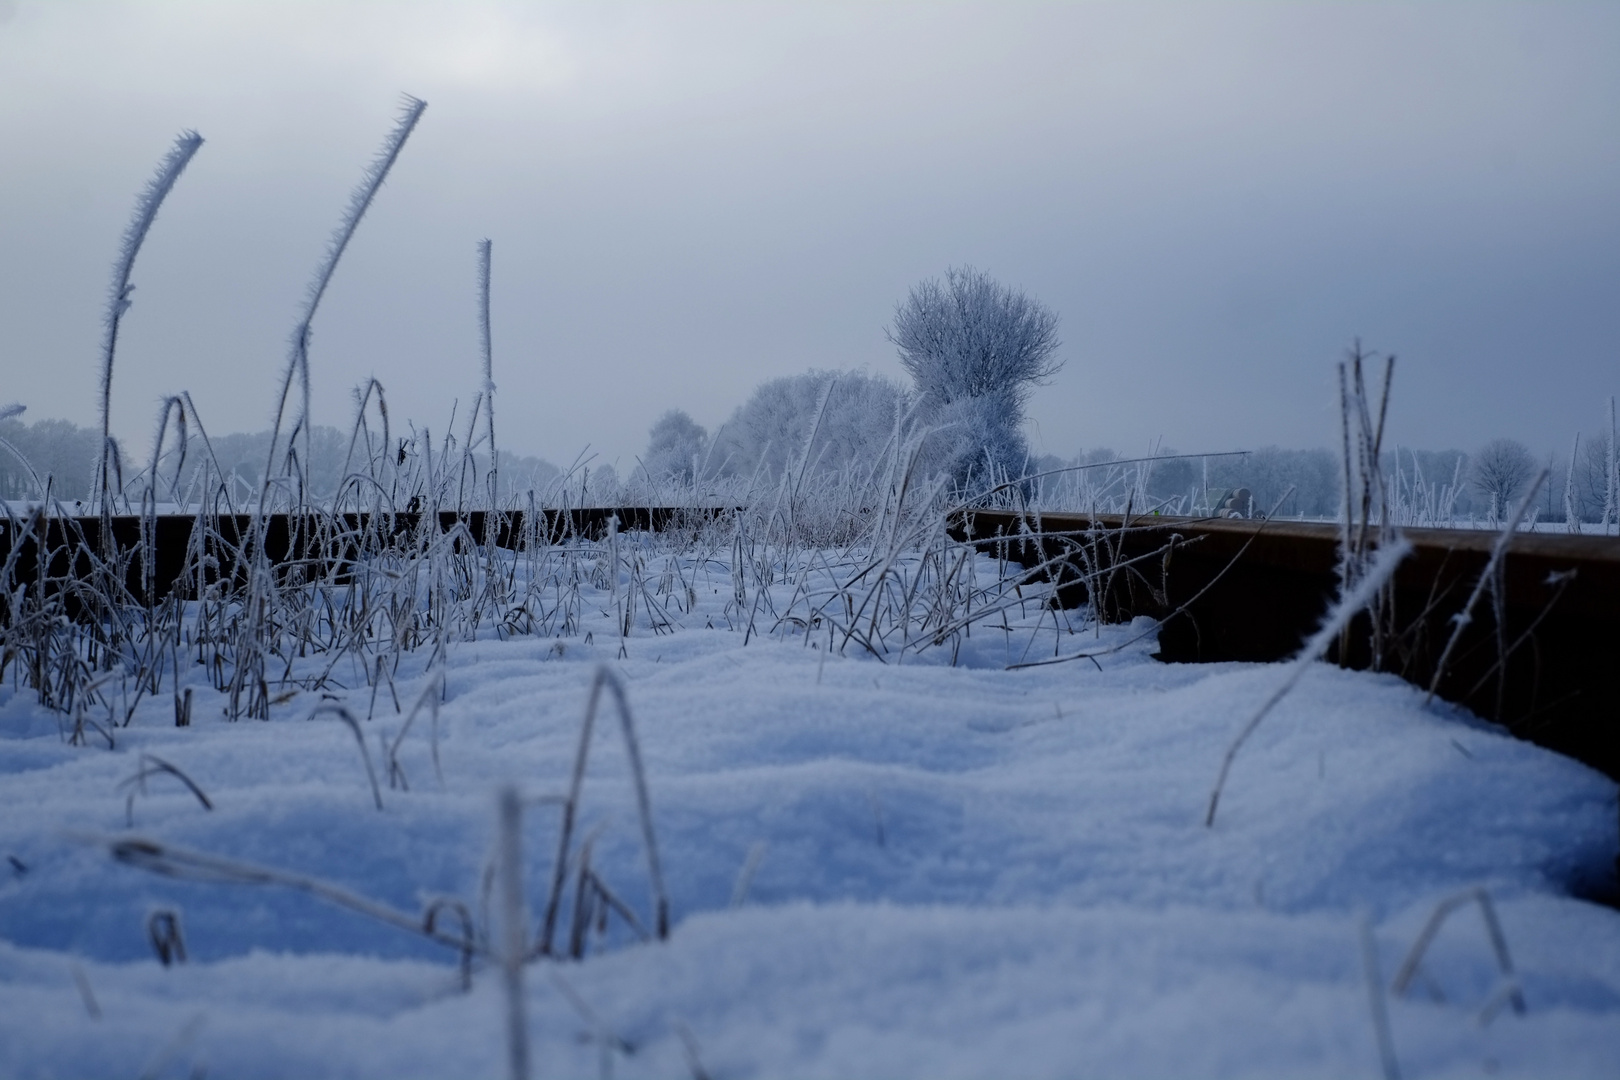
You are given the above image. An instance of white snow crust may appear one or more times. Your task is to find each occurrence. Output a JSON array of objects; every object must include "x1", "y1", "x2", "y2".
[{"x1": 1, "y1": 554, "x2": 1616, "y2": 1078}]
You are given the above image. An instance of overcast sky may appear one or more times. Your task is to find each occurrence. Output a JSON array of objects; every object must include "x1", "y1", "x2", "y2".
[{"x1": 2, "y1": 2, "x2": 1617, "y2": 469}]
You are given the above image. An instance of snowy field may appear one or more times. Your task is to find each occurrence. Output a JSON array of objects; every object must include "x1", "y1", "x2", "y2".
[{"x1": 1, "y1": 551, "x2": 1617, "y2": 1079}]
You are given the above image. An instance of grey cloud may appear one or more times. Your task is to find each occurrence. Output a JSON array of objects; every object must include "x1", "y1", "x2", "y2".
[{"x1": 1, "y1": 2, "x2": 1617, "y2": 469}]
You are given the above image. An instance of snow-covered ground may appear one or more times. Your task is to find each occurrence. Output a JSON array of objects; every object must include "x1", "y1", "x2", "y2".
[{"x1": 1, "y1": 554, "x2": 1616, "y2": 1078}]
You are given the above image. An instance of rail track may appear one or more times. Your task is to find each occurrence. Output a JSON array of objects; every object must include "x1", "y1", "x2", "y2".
[
  {"x1": 951, "y1": 509, "x2": 1620, "y2": 783},
  {"x1": 0, "y1": 506, "x2": 723, "y2": 606}
]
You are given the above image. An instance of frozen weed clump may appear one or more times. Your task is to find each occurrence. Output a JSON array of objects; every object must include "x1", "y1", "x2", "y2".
[{"x1": 0, "y1": 389, "x2": 1204, "y2": 746}]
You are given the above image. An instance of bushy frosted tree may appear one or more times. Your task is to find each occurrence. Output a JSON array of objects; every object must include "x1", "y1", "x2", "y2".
[
  {"x1": 888, "y1": 266, "x2": 1061, "y2": 486},
  {"x1": 711, "y1": 370, "x2": 907, "y2": 484},
  {"x1": 1469, "y1": 437, "x2": 1536, "y2": 516},
  {"x1": 643, "y1": 409, "x2": 708, "y2": 483}
]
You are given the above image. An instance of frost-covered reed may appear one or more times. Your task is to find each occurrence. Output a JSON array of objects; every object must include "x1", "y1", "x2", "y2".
[
  {"x1": 96, "y1": 131, "x2": 204, "y2": 516},
  {"x1": 266, "y1": 95, "x2": 426, "y2": 503}
]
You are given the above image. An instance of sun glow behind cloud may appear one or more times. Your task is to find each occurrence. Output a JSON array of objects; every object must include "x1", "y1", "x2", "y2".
[{"x1": 284, "y1": 4, "x2": 585, "y2": 95}]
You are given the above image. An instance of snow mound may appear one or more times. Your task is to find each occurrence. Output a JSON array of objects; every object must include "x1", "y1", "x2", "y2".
[{"x1": 1, "y1": 610, "x2": 1615, "y2": 1077}]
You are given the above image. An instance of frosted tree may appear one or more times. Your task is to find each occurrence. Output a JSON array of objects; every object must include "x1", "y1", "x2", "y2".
[
  {"x1": 0, "y1": 413, "x2": 100, "y2": 501},
  {"x1": 1572, "y1": 430, "x2": 1615, "y2": 523},
  {"x1": 710, "y1": 371, "x2": 907, "y2": 483},
  {"x1": 585, "y1": 463, "x2": 620, "y2": 505},
  {"x1": 643, "y1": 410, "x2": 708, "y2": 483},
  {"x1": 1469, "y1": 437, "x2": 1536, "y2": 518},
  {"x1": 888, "y1": 266, "x2": 1061, "y2": 486}
]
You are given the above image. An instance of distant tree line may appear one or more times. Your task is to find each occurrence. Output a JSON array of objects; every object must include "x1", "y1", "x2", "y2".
[
  {"x1": 641, "y1": 390, "x2": 1616, "y2": 523},
  {"x1": 0, "y1": 413, "x2": 561, "y2": 506},
  {"x1": 8, "y1": 255, "x2": 1614, "y2": 523},
  {"x1": 6, "y1": 406, "x2": 1612, "y2": 523},
  {"x1": 0, "y1": 415, "x2": 100, "y2": 502}
]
